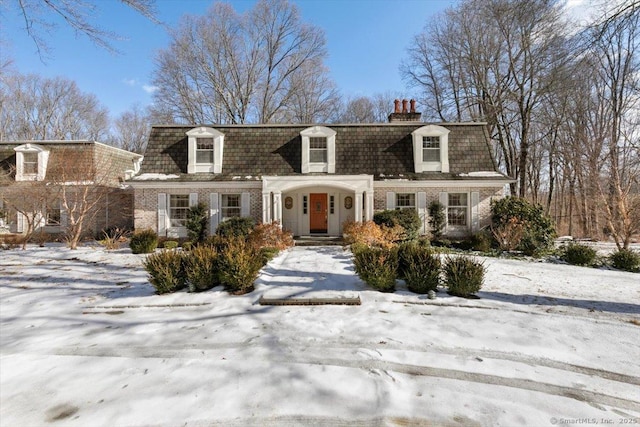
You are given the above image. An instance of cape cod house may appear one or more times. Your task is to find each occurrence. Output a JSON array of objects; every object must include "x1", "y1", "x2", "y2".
[
  {"x1": 0, "y1": 141, "x2": 143, "y2": 237},
  {"x1": 129, "y1": 100, "x2": 513, "y2": 239}
]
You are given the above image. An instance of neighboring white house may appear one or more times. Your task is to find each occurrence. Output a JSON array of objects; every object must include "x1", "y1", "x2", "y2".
[{"x1": 129, "y1": 100, "x2": 513, "y2": 238}]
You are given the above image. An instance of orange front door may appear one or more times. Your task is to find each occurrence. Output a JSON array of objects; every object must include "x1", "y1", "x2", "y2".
[{"x1": 309, "y1": 193, "x2": 328, "y2": 233}]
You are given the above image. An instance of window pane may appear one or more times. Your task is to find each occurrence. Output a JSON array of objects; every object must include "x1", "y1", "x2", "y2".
[
  {"x1": 222, "y1": 194, "x2": 241, "y2": 219},
  {"x1": 46, "y1": 205, "x2": 61, "y2": 226},
  {"x1": 196, "y1": 137, "x2": 214, "y2": 164},
  {"x1": 309, "y1": 137, "x2": 327, "y2": 163},
  {"x1": 448, "y1": 193, "x2": 467, "y2": 207},
  {"x1": 396, "y1": 193, "x2": 415, "y2": 209},
  {"x1": 169, "y1": 195, "x2": 189, "y2": 227},
  {"x1": 447, "y1": 193, "x2": 467, "y2": 226},
  {"x1": 23, "y1": 153, "x2": 38, "y2": 174},
  {"x1": 422, "y1": 136, "x2": 440, "y2": 162}
]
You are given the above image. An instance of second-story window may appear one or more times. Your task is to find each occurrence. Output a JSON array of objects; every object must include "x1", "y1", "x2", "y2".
[
  {"x1": 23, "y1": 153, "x2": 38, "y2": 175},
  {"x1": 196, "y1": 137, "x2": 214, "y2": 164},
  {"x1": 422, "y1": 136, "x2": 440, "y2": 162},
  {"x1": 309, "y1": 137, "x2": 328, "y2": 163}
]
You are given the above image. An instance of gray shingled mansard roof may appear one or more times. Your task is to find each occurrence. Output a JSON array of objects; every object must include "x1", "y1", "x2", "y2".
[
  {"x1": 0, "y1": 141, "x2": 142, "y2": 185},
  {"x1": 134, "y1": 122, "x2": 510, "y2": 182}
]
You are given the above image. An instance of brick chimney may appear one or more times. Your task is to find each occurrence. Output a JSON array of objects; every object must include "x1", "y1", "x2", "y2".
[{"x1": 388, "y1": 98, "x2": 421, "y2": 122}]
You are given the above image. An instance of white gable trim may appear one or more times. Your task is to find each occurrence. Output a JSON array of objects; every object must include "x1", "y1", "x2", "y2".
[
  {"x1": 300, "y1": 126, "x2": 336, "y2": 174},
  {"x1": 411, "y1": 125, "x2": 450, "y2": 173},
  {"x1": 186, "y1": 126, "x2": 224, "y2": 174}
]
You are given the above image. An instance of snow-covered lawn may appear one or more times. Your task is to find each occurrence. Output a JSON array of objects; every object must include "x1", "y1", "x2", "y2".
[{"x1": 1, "y1": 244, "x2": 638, "y2": 427}]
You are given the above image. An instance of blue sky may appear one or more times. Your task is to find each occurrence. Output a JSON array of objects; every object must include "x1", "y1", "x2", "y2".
[
  {"x1": 1, "y1": 0, "x2": 454, "y2": 118},
  {"x1": 1, "y1": 0, "x2": 600, "y2": 119}
]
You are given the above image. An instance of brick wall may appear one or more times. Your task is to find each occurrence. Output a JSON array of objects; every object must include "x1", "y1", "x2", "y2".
[{"x1": 134, "y1": 186, "x2": 263, "y2": 234}]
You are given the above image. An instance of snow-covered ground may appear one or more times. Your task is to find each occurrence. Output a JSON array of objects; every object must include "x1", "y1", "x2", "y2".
[{"x1": 1, "y1": 243, "x2": 639, "y2": 427}]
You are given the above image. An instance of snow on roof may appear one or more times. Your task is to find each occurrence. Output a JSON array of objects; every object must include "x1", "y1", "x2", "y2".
[{"x1": 132, "y1": 173, "x2": 180, "y2": 181}]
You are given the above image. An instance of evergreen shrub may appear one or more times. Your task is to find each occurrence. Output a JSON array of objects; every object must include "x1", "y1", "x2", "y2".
[
  {"x1": 216, "y1": 217, "x2": 255, "y2": 239},
  {"x1": 443, "y1": 255, "x2": 485, "y2": 297},
  {"x1": 560, "y1": 243, "x2": 597, "y2": 266},
  {"x1": 610, "y1": 249, "x2": 640, "y2": 272},
  {"x1": 186, "y1": 202, "x2": 209, "y2": 244},
  {"x1": 183, "y1": 245, "x2": 219, "y2": 292},
  {"x1": 217, "y1": 237, "x2": 262, "y2": 294},
  {"x1": 373, "y1": 209, "x2": 422, "y2": 241},
  {"x1": 130, "y1": 229, "x2": 158, "y2": 254},
  {"x1": 399, "y1": 243, "x2": 441, "y2": 294},
  {"x1": 353, "y1": 246, "x2": 398, "y2": 292},
  {"x1": 428, "y1": 201, "x2": 446, "y2": 239},
  {"x1": 490, "y1": 197, "x2": 556, "y2": 256},
  {"x1": 143, "y1": 249, "x2": 185, "y2": 294}
]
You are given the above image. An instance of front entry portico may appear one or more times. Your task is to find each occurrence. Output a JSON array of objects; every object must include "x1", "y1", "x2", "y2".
[{"x1": 262, "y1": 175, "x2": 374, "y2": 237}]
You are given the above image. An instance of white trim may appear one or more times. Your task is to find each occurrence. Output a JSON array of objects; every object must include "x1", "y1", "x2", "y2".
[
  {"x1": 263, "y1": 175, "x2": 373, "y2": 194},
  {"x1": 128, "y1": 181, "x2": 262, "y2": 189},
  {"x1": 374, "y1": 179, "x2": 511, "y2": 188},
  {"x1": 300, "y1": 126, "x2": 337, "y2": 174},
  {"x1": 209, "y1": 193, "x2": 219, "y2": 233},
  {"x1": 186, "y1": 126, "x2": 224, "y2": 174},
  {"x1": 411, "y1": 125, "x2": 450, "y2": 173},
  {"x1": 157, "y1": 193, "x2": 167, "y2": 235}
]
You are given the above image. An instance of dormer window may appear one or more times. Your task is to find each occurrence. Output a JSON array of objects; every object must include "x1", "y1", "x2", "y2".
[
  {"x1": 23, "y1": 153, "x2": 38, "y2": 175},
  {"x1": 412, "y1": 125, "x2": 450, "y2": 173},
  {"x1": 14, "y1": 143, "x2": 49, "y2": 181},
  {"x1": 309, "y1": 137, "x2": 328, "y2": 163},
  {"x1": 300, "y1": 126, "x2": 336, "y2": 173},
  {"x1": 186, "y1": 127, "x2": 224, "y2": 174}
]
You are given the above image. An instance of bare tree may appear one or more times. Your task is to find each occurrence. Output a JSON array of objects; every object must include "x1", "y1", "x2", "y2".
[
  {"x1": 0, "y1": 166, "x2": 60, "y2": 249},
  {"x1": 402, "y1": 0, "x2": 571, "y2": 197},
  {"x1": 591, "y1": 11, "x2": 640, "y2": 249},
  {"x1": 108, "y1": 104, "x2": 151, "y2": 153},
  {"x1": 0, "y1": 72, "x2": 109, "y2": 141},
  {"x1": 2, "y1": 0, "x2": 158, "y2": 58},
  {"x1": 152, "y1": 0, "x2": 333, "y2": 124}
]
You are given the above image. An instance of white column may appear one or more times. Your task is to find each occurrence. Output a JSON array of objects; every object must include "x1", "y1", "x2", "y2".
[
  {"x1": 366, "y1": 191, "x2": 374, "y2": 221},
  {"x1": 262, "y1": 193, "x2": 271, "y2": 223},
  {"x1": 354, "y1": 191, "x2": 363, "y2": 222},
  {"x1": 273, "y1": 192, "x2": 282, "y2": 224}
]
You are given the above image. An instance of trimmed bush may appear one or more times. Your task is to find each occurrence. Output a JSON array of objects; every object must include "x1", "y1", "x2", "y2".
[
  {"x1": 162, "y1": 240, "x2": 179, "y2": 250},
  {"x1": 428, "y1": 201, "x2": 446, "y2": 239},
  {"x1": 491, "y1": 197, "x2": 556, "y2": 256},
  {"x1": 186, "y1": 202, "x2": 209, "y2": 244},
  {"x1": 470, "y1": 231, "x2": 493, "y2": 252},
  {"x1": 217, "y1": 237, "x2": 262, "y2": 294},
  {"x1": 373, "y1": 209, "x2": 422, "y2": 241},
  {"x1": 249, "y1": 221, "x2": 294, "y2": 250},
  {"x1": 399, "y1": 243, "x2": 441, "y2": 294},
  {"x1": 130, "y1": 229, "x2": 158, "y2": 254},
  {"x1": 342, "y1": 220, "x2": 400, "y2": 249},
  {"x1": 216, "y1": 217, "x2": 255, "y2": 239},
  {"x1": 183, "y1": 245, "x2": 219, "y2": 292},
  {"x1": 560, "y1": 243, "x2": 597, "y2": 266},
  {"x1": 259, "y1": 246, "x2": 281, "y2": 264},
  {"x1": 443, "y1": 255, "x2": 485, "y2": 297},
  {"x1": 610, "y1": 249, "x2": 640, "y2": 272},
  {"x1": 143, "y1": 250, "x2": 185, "y2": 294},
  {"x1": 353, "y1": 246, "x2": 398, "y2": 292}
]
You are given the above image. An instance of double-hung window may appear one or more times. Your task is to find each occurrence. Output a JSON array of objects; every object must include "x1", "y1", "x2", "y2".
[
  {"x1": 196, "y1": 137, "x2": 214, "y2": 164},
  {"x1": 221, "y1": 194, "x2": 241, "y2": 219},
  {"x1": 422, "y1": 136, "x2": 440, "y2": 162},
  {"x1": 46, "y1": 203, "x2": 61, "y2": 226},
  {"x1": 396, "y1": 193, "x2": 416, "y2": 210},
  {"x1": 23, "y1": 153, "x2": 38, "y2": 175},
  {"x1": 309, "y1": 137, "x2": 328, "y2": 163},
  {"x1": 169, "y1": 195, "x2": 190, "y2": 227},
  {"x1": 447, "y1": 193, "x2": 468, "y2": 226}
]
